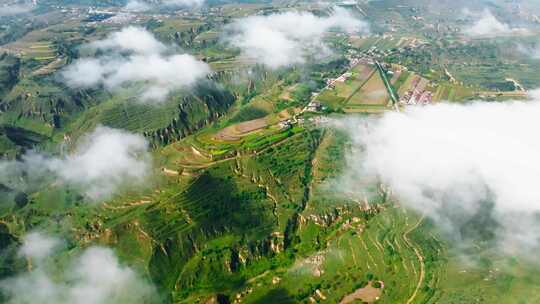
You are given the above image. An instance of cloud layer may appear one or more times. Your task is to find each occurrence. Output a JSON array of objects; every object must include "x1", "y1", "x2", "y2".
[
  {"x1": 517, "y1": 43, "x2": 540, "y2": 60},
  {"x1": 125, "y1": 0, "x2": 204, "y2": 11},
  {"x1": 19, "y1": 232, "x2": 63, "y2": 261},
  {"x1": 0, "y1": 126, "x2": 151, "y2": 201},
  {"x1": 0, "y1": 3, "x2": 34, "y2": 17},
  {"x1": 463, "y1": 10, "x2": 526, "y2": 37},
  {"x1": 335, "y1": 99, "x2": 540, "y2": 255},
  {"x1": 124, "y1": 0, "x2": 152, "y2": 12},
  {"x1": 162, "y1": 0, "x2": 204, "y2": 7},
  {"x1": 62, "y1": 27, "x2": 211, "y2": 102},
  {"x1": 1, "y1": 232, "x2": 158, "y2": 304},
  {"x1": 224, "y1": 8, "x2": 368, "y2": 69}
]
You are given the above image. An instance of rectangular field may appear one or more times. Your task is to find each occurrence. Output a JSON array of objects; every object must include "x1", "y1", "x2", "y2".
[
  {"x1": 334, "y1": 65, "x2": 375, "y2": 98},
  {"x1": 348, "y1": 72, "x2": 390, "y2": 106}
]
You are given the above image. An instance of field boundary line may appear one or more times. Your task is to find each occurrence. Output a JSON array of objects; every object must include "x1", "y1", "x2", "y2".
[{"x1": 404, "y1": 216, "x2": 425, "y2": 304}]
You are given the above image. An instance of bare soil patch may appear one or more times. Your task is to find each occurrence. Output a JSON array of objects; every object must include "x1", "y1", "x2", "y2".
[
  {"x1": 340, "y1": 281, "x2": 383, "y2": 304},
  {"x1": 214, "y1": 118, "x2": 268, "y2": 141}
]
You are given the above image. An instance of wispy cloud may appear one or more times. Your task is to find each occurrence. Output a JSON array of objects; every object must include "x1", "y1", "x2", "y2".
[
  {"x1": 162, "y1": 0, "x2": 204, "y2": 7},
  {"x1": 0, "y1": 126, "x2": 151, "y2": 201},
  {"x1": 1, "y1": 232, "x2": 158, "y2": 304},
  {"x1": 463, "y1": 10, "x2": 527, "y2": 37},
  {"x1": 517, "y1": 43, "x2": 540, "y2": 59},
  {"x1": 62, "y1": 27, "x2": 211, "y2": 102},
  {"x1": 0, "y1": 3, "x2": 34, "y2": 17},
  {"x1": 223, "y1": 8, "x2": 369, "y2": 69},
  {"x1": 89, "y1": 27, "x2": 167, "y2": 55},
  {"x1": 124, "y1": 0, "x2": 204, "y2": 11},
  {"x1": 334, "y1": 98, "x2": 540, "y2": 256},
  {"x1": 19, "y1": 232, "x2": 63, "y2": 261},
  {"x1": 124, "y1": 0, "x2": 152, "y2": 12}
]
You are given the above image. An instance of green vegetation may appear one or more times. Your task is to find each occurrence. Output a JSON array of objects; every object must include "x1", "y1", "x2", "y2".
[{"x1": 2, "y1": 1, "x2": 540, "y2": 304}]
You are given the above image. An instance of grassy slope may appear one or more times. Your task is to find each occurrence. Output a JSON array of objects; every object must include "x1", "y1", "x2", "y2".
[{"x1": 2, "y1": 4, "x2": 540, "y2": 303}]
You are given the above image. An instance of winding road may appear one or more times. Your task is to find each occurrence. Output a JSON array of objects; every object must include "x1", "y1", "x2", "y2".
[{"x1": 403, "y1": 216, "x2": 426, "y2": 304}]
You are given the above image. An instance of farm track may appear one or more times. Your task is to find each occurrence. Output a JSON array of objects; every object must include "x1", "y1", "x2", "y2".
[
  {"x1": 177, "y1": 133, "x2": 305, "y2": 170},
  {"x1": 344, "y1": 68, "x2": 377, "y2": 105},
  {"x1": 376, "y1": 61, "x2": 399, "y2": 109},
  {"x1": 403, "y1": 216, "x2": 426, "y2": 304}
]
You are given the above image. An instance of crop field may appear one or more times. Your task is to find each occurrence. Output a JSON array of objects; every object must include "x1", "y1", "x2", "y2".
[
  {"x1": 432, "y1": 83, "x2": 475, "y2": 102},
  {"x1": 209, "y1": 57, "x2": 259, "y2": 71},
  {"x1": 0, "y1": 111, "x2": 55, "y2": 138},
  {"x1": 348, "y1": 72, "x2": 390, "y2": 106},
  {"x1": 448, "y1": 59, "x2": 540, "y2": 91},
  {"x1": 152, "y1": 18, "x2": 204, "y2": 36},
  {"x1": 220, "y1": 3, "x2": 270, "y2": 17},
  {"x1": 159, "y1": 140, "x2": 214, "y2": 170},
  {"x1": 1, "y1": 19, "x2": 83, "y2": 59},
  {"x1": 149, "y1": 128, "x2": 448, "y2": 303},
  {"x1": 216, "y1": 109, "x2": 297, "y2": 141},
  {"x1": 23, "y1": 42, "x2": 57, "y2": 61},
  {"x1": 215, "y1": 117, "x2": 269, "y2": 141},
  {"x1": 436, "y1": 253, "x2": 540, "y2": 304},
  {"x1": 349, "y1": 35, "x2": 417, "y2": 51},
  {"x1": 316, "y1": 64, "x2": 391, "y2": 112},
  {"x1": 62, "y1": 96, "x2": 181, "y2": 138},
  {"x1": 235, "y1": 205, "x2": 445, "y2": 304},
  {"x1": 4, "y1": 2, "x2": 540, "y2": 304},
  {"x1": 396, "y1": 73, "x2": 420, "y2": 96},
  {"x1": 335, "y1": 64, "x2": 376, "y2": 98},
  {"x1": 343, "y1": 105, "x2": 390, "y2": 113},
  {"x1": 194, "y1": 31, "x2": 219, "y2": 43},
  {"x1": 194, "y1": 124, "x2": 305, "y2": 159}
]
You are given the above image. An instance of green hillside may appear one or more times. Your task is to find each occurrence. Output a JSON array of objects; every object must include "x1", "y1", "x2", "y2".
[{"x1": 1, "y1": 1, "x2": 540, "y2": 303}]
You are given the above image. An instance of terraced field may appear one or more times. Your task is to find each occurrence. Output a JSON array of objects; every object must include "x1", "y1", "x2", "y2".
[
  {"x1": 26, "y1": 42, "x2": 56, "y2": 59},
  {"x1": 3, "y1": 2, "x2": 540, "y2": 303},
  {"x1": 101, "y1": 128, "x2": 447, "y2": 304},
  {"x1": 349, "y1": 35, "x2": 417, "y2": 51}
]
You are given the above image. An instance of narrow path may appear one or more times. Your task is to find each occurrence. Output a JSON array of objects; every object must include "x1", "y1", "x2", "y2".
[
  {"x1": 177, "y1": 155, "x2": 236, "y2": 169},
  {"x1": 403, "y1": 216, "x2": 425, "y2": 304},
  {"x1": 177, "y1": 133, "x2": 304, "y2": 170},
  {"x1": 348, "y1": 239, "x2": 359, "y2": 268},
  {"x1": 343, "y1": 68, "x2": 377, "y2": 105},
  {"x1": 359, "y1": 236, "x2": 377, "y2": 269},
  {"x1": 375, "y1": 61, "x2": 398, "y2": 106}
]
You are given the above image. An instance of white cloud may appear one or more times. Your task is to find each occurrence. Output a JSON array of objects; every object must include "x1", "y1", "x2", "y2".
[
  {"x1": 19, "y1": 232, "x2": 62, "y2": 261},
  {"x1": 0, "y1": 126, "x2": 151, "y2": 201},
  {"x1": 335, "y1": 99, "x2": 540, "y2": 255},
  {"x1": 1, "y1": 233, "x2": 158, "y2": 304},
  {"x1": 67, "y1": 247, "x2": 157, "y2": 304},
  {"x1": 0, "y1": 3, "x2": 34, "y2": 17},
  {"x1": 224, "y1": 8, "x2": 368, "y2": 69},
  {"x1": 463, "y1": 10, "x2": 527, "y2": 37},
  {"x1": 162, "y1": 0, "x2": 204, "y2": 7},
  {"x1": 124, "y1": 0, "x2": 151, "y2": 12},
  {"x1": 48, "y1": 126, "x2": 151, "y2": 200},
  {"x1": 123, "y1": 0, "x2": 204, "y2": 11},
  {"x1": 61, "y1": 58, "x2": 106, "y2": 88},
  {"x1": 89, "y1": 27, "x2": 166, "y2": 55},
  {"x1": 517, "y1": 43, "x2": 540, "y2": 60},
  {"x1": 62, "y1": 27, "x2": 211, "y2": 102}
]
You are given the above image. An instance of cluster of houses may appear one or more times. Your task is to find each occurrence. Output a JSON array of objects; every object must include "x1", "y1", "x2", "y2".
[
  {"x1": 348, "y1": 54, "x2": 376, "y2": 66},
  {"x1": 305, "y1": 101, "x2": 322, "y2": 112},
  {"x1": 399, "y1": 87, "x2": 433, "y2": 105},
  {"x1": 325, "y1": 55, "x2": 375, "y2": 89},
  {"x1": 277, "y1": 103, "x2": 329, "y2": 130},
  {"x1": 326, "y1": 72, "x2": 352, "y2": 88}
]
